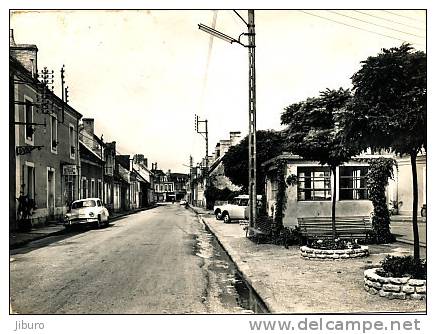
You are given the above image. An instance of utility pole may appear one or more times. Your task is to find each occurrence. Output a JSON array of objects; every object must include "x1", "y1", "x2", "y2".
[
  {"x1": 60, "y1": 65, "x2": 65, "y2": 123},
  {"x1": 198, "y1": 10, "x2": 257, "y2": 232},
  {"x1": 247, "y1": 10, "x2": 257, "y2": 236},
  {"x1": 194, "y1": 114, "x2": 209, "y2": 208},
  {"x1": 189, "y1": 155, "x2": 194, "y2": 205}
]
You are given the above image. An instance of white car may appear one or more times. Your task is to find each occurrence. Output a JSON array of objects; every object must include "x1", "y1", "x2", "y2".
[
  {"x1": 64, "y1": 198, "x2": 110, "y2": 229},
  {"x1": 213, "y1": 195, "x2": 262, "y2": 223},
  {"x1": 179, "y1": 200, "x2": 187, "y2": 205}
]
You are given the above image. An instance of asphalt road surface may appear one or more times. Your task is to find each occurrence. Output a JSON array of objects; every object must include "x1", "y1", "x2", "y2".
[{"x1": 10, "y1": 204, "x2": 250, "y2": 314}]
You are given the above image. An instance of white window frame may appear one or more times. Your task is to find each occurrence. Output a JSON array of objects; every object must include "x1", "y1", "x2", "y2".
[
  {"x1": 24, "y1": 95, "x2": 34, "y2": 145},
  {"x1": 91, "y1": 178, "x2": 95, "y2": 198},
  {"x1": 81, "y1": 177, "x2": 87, "y2": 199},
  {"x1": 297, "y1": 166, "x2": 331, "y2": 201},
  {"x1": 69, "y1": 123, "x2": 76, "y2": 160},
  {"x1": 24, "y1": 161, "x2": 35, "y2": 199},
  {"x1": 97, "y1": 179, "x2": 102, "y2": 199},
  {"x1": 46, "y1": 167, "x2": 56, "y2": 209},
  {"x1": 338, "y1": 165, "x2": 369, "y2": 201},
  {"x1": 50, "y1": 114, "x2": 58, "y2": 154}
]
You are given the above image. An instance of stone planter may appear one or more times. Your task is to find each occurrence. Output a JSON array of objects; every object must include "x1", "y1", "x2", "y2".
[
  {"x1": 364, "y1": 268, "x2": 426, "y2": 300},
  {"x1": 300, "y1": 245, "x2": 369, "y2": 260}
]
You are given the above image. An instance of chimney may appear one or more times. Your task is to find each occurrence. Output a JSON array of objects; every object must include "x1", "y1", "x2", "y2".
[
  {"x1": 10, "y1": 29, "x2": 16, "y2": 47},
  {"x1": 144, "y1": 158, "x2": 148, "y2": 168},
  {"x1": 229, "y1": 131, "x2": 242, "y2": 146},
  {"x1": 10, "y1": 29, "x2": 38, "y2": 78},
  {"x1": 167, "y1": 169, "x2": 171, "y2": 175},
  {"x1": 81, "y1": 118, "x2": 95, "y2": 149},
  {"x1": 134, "y1": 154, "x2": 145, "y2": 164},
  {"x1": 214, "y1": 143, "x2": 221, "y2": 159},
  {"x1": 220, "y1": 139, "x2": 231, "y2": 155}
]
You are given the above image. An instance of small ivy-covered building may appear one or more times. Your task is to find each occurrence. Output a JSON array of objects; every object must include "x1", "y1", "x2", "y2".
[{"x1": 262, "y1": 153, "x2": 388, "y2": 227}]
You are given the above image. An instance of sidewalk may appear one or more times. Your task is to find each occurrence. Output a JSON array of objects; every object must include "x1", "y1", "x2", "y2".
[
  {"x1": 9, "y1": 205, "x2": 157, "y2": 249},
  {"x1": 190, "y1": 205, "x2": 426, "y2": 313},
  {"x1": 390, "y1": 215, "x2": 427, "y2": 247}
]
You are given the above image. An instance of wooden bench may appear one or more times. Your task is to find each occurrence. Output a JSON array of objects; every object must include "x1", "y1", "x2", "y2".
[{"x1": 297, "y1": 216, "x2": 372, "y2": 241}]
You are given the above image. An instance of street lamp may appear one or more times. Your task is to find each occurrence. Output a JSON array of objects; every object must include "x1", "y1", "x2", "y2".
[{"x1": 198, "y1": 10, "x2": 257, "y2": 237}]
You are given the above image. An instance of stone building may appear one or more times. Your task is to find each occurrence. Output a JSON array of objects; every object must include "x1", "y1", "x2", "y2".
[{"x1": 10, "y1": 30, "x2": 82, "y2": 229}]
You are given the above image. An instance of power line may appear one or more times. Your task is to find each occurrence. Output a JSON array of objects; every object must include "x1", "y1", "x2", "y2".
[
  {"x1": 300, "y1": 10, "x2": 424, "y2": 47},
  {"x1": 382, "y1": 10, "x2": 426, "y2": 23},
  {"x1": 330, "y1": 10, "x2": 425, "y2": 39},
  {"x1": 353, "y1": 10, "x2": 425, "y2": 32}
]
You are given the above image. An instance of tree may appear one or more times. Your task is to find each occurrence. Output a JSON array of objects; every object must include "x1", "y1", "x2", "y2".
[
  {"x1": 222, "y1": 130, "x2": 285, "y2": 195},
  {"x1": 344, "y1": 44, "x2": 426, "y2": 262},
  {"x1": 281, "y1": 88, "x2": 358, "y2": 238}
]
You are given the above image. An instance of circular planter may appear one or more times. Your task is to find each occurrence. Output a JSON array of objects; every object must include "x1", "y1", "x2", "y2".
[
  {"x1": 300, "y1": 245, "x2": 369, "y2": 260},
  {"x1": 364, "y1": 268, "x2": 426, "y2": 300}
]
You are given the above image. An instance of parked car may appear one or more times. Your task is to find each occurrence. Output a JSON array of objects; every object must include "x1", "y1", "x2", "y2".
[
  {"x1": 64, "y1": 198, "x2": 110, "y2": 229},
  {"x1": 179, "y1": 199, "x2": 187, "y2": 205},
  {"x1": 213, "y1": 195, "x2": 262, "y2": 223}
]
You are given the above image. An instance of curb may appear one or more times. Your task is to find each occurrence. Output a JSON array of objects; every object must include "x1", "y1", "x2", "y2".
[
  {"x1": 188, "y1": 205, "x2": 274, "y2": 313},
  {"x1": 10, "y1": 205, "x2": 158, "y2": 250},
  {"x1": 394, "y1": 237, "x2": 426, "y2": 248},
  {"x1": 10, "y1": 227, "x2": 66, "y2": 250}
]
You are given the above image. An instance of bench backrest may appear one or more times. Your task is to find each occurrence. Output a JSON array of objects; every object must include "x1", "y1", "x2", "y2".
[{"x1": 297, "y1": 216, "x2": 372, "y2": 239}]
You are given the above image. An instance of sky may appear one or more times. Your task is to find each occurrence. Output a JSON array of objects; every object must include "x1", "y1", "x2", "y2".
[{"x1": 9, "y1": 9, "x2": 426, "y2": 173}]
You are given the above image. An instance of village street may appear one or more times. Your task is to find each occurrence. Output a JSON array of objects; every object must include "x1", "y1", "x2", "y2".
[{"x1": 10, "y1": 205, "x2": 251, "y2": 314}]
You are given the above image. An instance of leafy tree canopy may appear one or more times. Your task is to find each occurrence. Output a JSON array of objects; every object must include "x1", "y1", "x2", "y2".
[
  {"x1": 221, "y1": 130, "x2": 285, "y2": 194},
  {"x1": 281, "y1": 87, "x2": 358, "y2": 167},
  {"x1": 345, "y1": 43, "x2": 426, "y2": 155}
]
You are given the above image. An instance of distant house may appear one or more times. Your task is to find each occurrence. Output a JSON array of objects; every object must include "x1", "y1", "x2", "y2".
[
  {"x1": 115, "y1": 155, "x2": 131, "y2": 211},
  {"x1": 262, "y1": 153, "x2": 385, "y2": 227},
  {"x1": 78, "y1": 118, "x2": 104, "y2": 201},
  {"x1": 190, "y1": 131, "x2": 242, "y2": 207},
  {"x1": 132, "y1": 154, "x2": 155, "y2": 207},
  {"x1": 103, "y1": 141, "x2": 116, "y2": 212},
  {"x1": 151, "y1": 164, "x2": 187, "y2": 202},
  {"x1": 171, "y1": 172, "x2": 189, "y2": 201}
]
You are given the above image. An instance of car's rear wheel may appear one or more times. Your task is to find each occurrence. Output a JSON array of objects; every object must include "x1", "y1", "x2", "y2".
[{"x1": 223, "y1": 213, "x2": 230, "y2": 224}]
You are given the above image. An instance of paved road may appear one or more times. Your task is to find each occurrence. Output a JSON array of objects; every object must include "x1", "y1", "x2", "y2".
[{"x1": 10, "y1": 205, "x2": 248, "y2": 314}]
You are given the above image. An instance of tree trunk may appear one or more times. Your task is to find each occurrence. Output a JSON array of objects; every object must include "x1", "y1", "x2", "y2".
[
  {"x1": 410, "y1": 151, "x2": 420, "y2": 263},
  {"x1": 331, "y1": 166, "x2": 337, "y2": 239}
]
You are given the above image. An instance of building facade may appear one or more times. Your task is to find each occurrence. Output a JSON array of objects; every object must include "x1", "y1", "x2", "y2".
[
  {"x1": 10, "y1": 32, "x2": 82, "y2": 229},
  {"x1": 263, "y1": 154, "x2": 383, "y2": 227}
]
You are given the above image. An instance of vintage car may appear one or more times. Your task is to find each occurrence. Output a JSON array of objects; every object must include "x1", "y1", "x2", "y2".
[
  {"x1": 64, "y1": 198, "x2": 110, "y2": 229},
  {"x1": 213, "y1": 195, "x2": 262, "y2": 223}
]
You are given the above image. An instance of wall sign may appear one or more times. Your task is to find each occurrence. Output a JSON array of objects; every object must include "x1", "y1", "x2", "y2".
[{"x1": 63, "y1": 165, "x2": 78, "y2": 176}]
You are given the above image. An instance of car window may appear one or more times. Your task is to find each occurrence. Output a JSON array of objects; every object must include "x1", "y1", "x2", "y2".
[
  {"x1": 97, "y1": 200, "x2": 102, "y2": 207},
  {"x1": 239, "y1": 199, "x2": 249, "y2": 206},
  {"x1": 72, "y1": 200, "x2": 96, "y2": 209}
]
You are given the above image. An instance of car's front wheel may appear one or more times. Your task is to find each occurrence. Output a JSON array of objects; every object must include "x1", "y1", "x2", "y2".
[
  {"x1": 215, "y1": 211, "x2": 222, "y2": 220},
  {"x1": 95, "y1": 215, "x2": 102, "y2": 229},
  {"x1": 222, "y1": 213, "x2": 230, "y2": 224}
]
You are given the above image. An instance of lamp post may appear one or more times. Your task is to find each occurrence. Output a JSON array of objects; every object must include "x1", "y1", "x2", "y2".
[{"x1": 198, "y1": 10, "x2": 257, "y2": 236}]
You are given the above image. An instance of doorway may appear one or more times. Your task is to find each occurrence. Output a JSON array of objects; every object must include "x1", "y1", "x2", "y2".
[{"x1": 47, "y1": 169, "x2": 55, "y2": 218}]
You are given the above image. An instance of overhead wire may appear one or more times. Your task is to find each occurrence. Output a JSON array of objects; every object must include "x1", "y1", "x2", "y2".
[
  {"x1": 329, "y1": 10, "x2": 425, "y2": 39},
  {"x1": 352, "y1": 10, "x2": 425, "y2": 31},
  {"x1": 382, "y1": 10, "x2": 426, "y2": 23},
  {"x1": 299, "y1": 10, "x2": 425, "y2": 47}
]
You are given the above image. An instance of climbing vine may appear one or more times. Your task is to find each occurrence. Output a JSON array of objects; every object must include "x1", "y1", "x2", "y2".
[
  {"x1": 270, "y1": 160, "x2": 296, "y2": 231},
  {"x1": 366, "y1": 157, "x2": 397, "y2": 243}
]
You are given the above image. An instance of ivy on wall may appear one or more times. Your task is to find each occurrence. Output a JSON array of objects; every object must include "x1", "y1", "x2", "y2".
[{"x1": 366, "y1": 157, "x2": 397, "y2": 243}]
